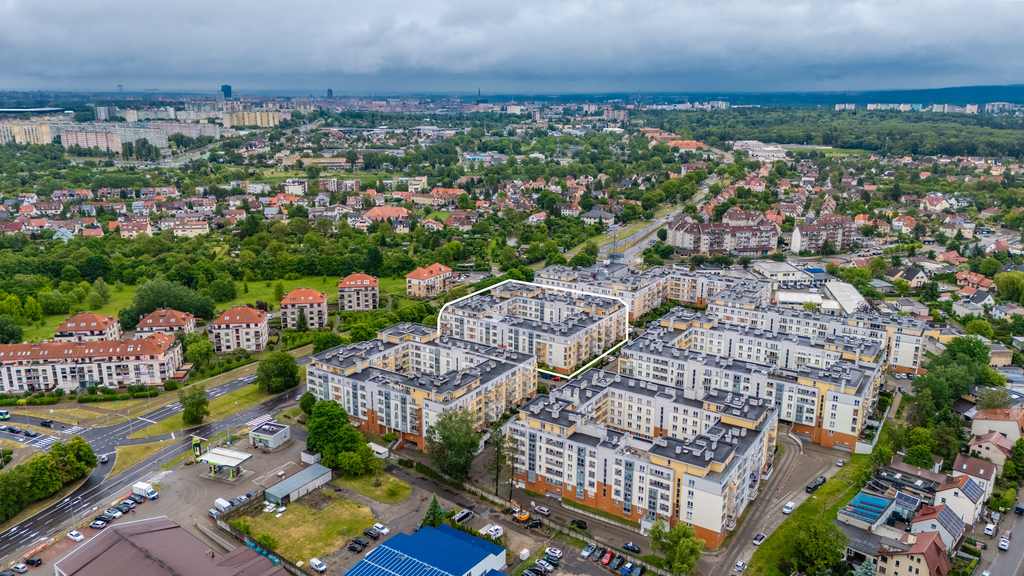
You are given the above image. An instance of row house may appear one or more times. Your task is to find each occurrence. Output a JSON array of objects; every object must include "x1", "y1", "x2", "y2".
[{"x1": 667, "y1": 218, "x2": 779, "y2": 256}]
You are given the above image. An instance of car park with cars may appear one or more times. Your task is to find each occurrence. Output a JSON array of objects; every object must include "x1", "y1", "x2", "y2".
[{"x1": 67, "y1": 530, "x2": 84, "y2": 542}]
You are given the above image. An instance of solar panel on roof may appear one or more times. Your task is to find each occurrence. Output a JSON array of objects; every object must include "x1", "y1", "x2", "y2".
[{"x1": 961, "y1": 477, "x2": 984, "y2": 503}]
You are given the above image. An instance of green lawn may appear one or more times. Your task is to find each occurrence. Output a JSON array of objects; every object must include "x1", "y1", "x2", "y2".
[
  {"x1": 333, "y1": 473, "x2": 411, "y2": 504},
  {"x1": 377, "y1": 277, "x2": 408, "y2": 296},
  {"x1": 232, "y1": 492, "x2": 376, "y2": 563},
  {"x1": 110, "y1": 440, "x2": 169, "y2": 477},
  {"x1": 21, "y1": 285, "x2": 138, "y2": 342},
  {"x1": 128, "y1": 384, "x2": 266, "y2": 439},
  {"x1": 747, "y1": 453, "x2": 872, "y2": 576},
  {"x1": 222, "y1": 276, "x2": 341, "y2": 310},
  {"x1": 787, "y1": 148, "x2": 875, "y2": 157}
]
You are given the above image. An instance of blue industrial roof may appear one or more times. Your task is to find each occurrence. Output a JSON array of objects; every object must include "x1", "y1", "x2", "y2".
[
  {"x1": 343, "y1": 526, "x2": 503, "y2": 576},
  {"x1": 841, "y1": 493, "x2": 893, "y2": 522}
]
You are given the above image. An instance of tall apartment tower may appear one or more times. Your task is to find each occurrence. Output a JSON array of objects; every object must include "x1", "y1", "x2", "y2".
[
  {"x1": 327, "y1": 88, "x2": 333, "y2": 98},
  {"x1": 221, "y1": 85, "x2": 232, "y2": 99}
]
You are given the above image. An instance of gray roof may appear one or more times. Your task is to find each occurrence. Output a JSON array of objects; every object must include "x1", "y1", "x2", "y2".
[{"x1": 266, "y1": 463, "x2": 331, "y2": 500}]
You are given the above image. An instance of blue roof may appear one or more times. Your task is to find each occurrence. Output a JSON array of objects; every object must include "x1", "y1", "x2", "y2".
[
  {"x1": 841, "y1": 493, "x2": 893, "y2": 522},
  {"x1": 805, "y1": 268, "x2": 825, "y2": 273},
  {"x1": 343, "y1": 526, "x2": 504, "y2": 576},
  {"x1": 961, "y1": 477, "x2": 984, "y2": 503}
]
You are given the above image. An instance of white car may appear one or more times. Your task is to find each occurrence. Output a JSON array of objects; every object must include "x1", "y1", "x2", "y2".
[
  {"x1": 545, "y1": 547, "x2": 562, "y2": 559},
  {"x1": 11, "y1": 564, "x2": 27, "y2": 574},
  {"x1": 999, "y1": 538, "x2": 1010, "y2": 551},
  {"x1": 105, "y1": 508, "x2": 123, "y2": 518},
  {"x1": 535, "y1": 559, "x2": 555, "y2": 572},
  {"x1": 373, "y1": 523, "x2": 389, "y2": 535},
  {"x1": 68, "y1": 530, "x2": 84, "y2": 542},
  {"x1": 734, "y1": 560, "x2": 747, "y2": 573},
  {"x1": 309, "y1": 558, "x2": 326, "y2": 573},
  {"x1": 487, "y1": 525, "x2": 504, "y2": 538},
  {"x1": 782, "y1": 501, "x2": 796, "y2": 515}
]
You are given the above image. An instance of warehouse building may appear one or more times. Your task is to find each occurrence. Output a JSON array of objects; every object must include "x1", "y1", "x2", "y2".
[{"x1": 264, "y1": 463, "x2": 332, "y2": 504}]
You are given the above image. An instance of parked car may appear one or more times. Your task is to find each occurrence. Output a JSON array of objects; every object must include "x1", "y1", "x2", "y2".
[
  {"x1": 89, "y1": 520, "x2": 106, "y2": 529},
  {"x1": 734, "y1": 560, "x2": 747, "y2": 573},
  {"x1": 105, "y1": 508, "x2": 123, "y2": 518},
  {"x1": 753, "y1": 533, "x2": 767, "y2": 546},
  {"x1": 836, "y1": 459, "x2": 845, "y2": 467},
  {"x1": 806, "y1": 481, "x2": 820, "y2": 493},
  {"x1": 816, "y1": 475, "x2": 827, "y2": 487},
  {"x1": 7, "y1": 426, "x2": 20, "y2": 434},
  {"x1": 581, "y1": 544, "x2": 596, "y2": 558},
  {"x1": 545, "y1": 547, "x2": 562, "y2": 559},
  {"x1": 24, "y1": 558, "x2": 42, "y2": 567},
  {"x1": 96, "y1": 513, "x2": 115, "y2": 523},
  {"x1": 593, "y1": 547, "x2": 606, "y2": 562},
  {"x1": 67, "y1": 530, "x2": 84, "y2": 542},
  {"x1": 570, "y1": 519, "x2": 588, "y2": 530},
  {"x1": 632, "y1": 566, "x2": 646, "y2": 576},
  {"x1": 623, "y1": 542, "x2": 641, "y2": 553},
  {"x1": 535, "y1": 559, "x2": 555, "y2": 573},
  {"x1": 542, "y1": 554, "x2": 559, "y2": 567},
  {"x1": 363, "y1": 527, "x2": 380, "y2": 540},
  {"x1": 120, "y1": 499, "x2": 136, "y2": 509},
  {"x1": 621, "y1": 562, "x2": 634, "y2": 575},
  {"x1": 347, "y1": 542, "x2": 364, "y2": 553},
  {"x1": 601, "y1": 551, "x2": 614, "y2": 565},
  {"x1": 1003, "y1": 530, "x2": 1012, "y2": 541},
  {"x1": 525, "y1": 519, "x2": 543, "y2": 529},
  {"x1": 535, "y1": 506, "x2": 551, "y2": 517},
  {"x1": 610, "y1": 555, "x2": 624, "y2": 570},
  {"x1": 128, "y1": 494, "x2": 144, "y2": 504},
  {"x1": 373, "y1": 522, "x2": 390, "y2": 535},
  {"x1": 10, "y1": 565, "x2": 26, "y2": 574},
  {"x1": 0, "y1": 425, "x2": 6, "y2": 432},
  {"x1": 783, "y1": 501, "x2": 796, "y2": 514},
  {"x1": 353, "y1": 537, "x2": 370, "y2": 547},
  {"x1": 208, "y1": 509, "x2": 219, "y2": 519},
  {"x1": 1016, "y1": 503, "x2": 1024, "y2": 516},
  {"x1": 22, "y1": 429, "x2": 38, "y2": 437},
  {"x1": 309, "y1": 558, "x2": 326, "y2": 573},
  {"x1": 999, "y1": 538, "x2": 1010, "y2": 551}
]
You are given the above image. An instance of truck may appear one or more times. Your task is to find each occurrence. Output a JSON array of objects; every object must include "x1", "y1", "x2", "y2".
[{"x1": 133, "y1": 482, "x2": 159, "y2": 500}]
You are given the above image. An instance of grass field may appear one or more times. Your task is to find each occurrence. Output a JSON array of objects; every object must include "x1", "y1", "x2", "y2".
[
  {"x1": 21, "y1": 284, "x2": 138, "y2": 342},
  {"x1": 128, "y1": 384, "x2": 266, "y2": 439},
  {"x1": 787, "y1": 147, "x2": 875, "y2": 157},
  {"x1": 221, "y1": 276, "x2": 342, "y2": 310},
  {"x1": 747, "y1": 453, "x2": 871, "y2": 576},
  {"x1": 333, "y1": 473, "x2": 411, "y2": 505},
  {"x1": 377, "y1": 277, "x2": 408, "y2": 296},
  {"x1": 109, "y1": 440, "x2": 169, "y2": 477},
  {"x1": 234, "y1": 492, "x2": 376, "y2": 563},
  {"x1": 7, "y1": 407, "x2": 127, "y2": 426}
]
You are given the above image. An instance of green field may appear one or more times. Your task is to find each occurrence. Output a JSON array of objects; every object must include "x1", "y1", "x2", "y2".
[
  {"x1": 377, "y1": 277, "x2": 407, "y2": 296},
  {"x1": 333, "y1": 473, "x2": 411, "y2": 504},
  {"x1": 128, "y1": 384, "x2": 266, "y2": 439},
  {"x1": 21, "y1": 284, "x2": 138, "y2": 342},
  {"x1": 787, "y1": 148, "x2": 875, "y2": 157},
  {"x1": 222, "y1": 276, "x2": 341, "y2": 309}
]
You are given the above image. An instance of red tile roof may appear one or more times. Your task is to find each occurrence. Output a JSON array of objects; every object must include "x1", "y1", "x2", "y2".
[
  {"x1": 0, "y1": 333, "x2": 175, "y2": 362},
  {"x1": 363, "y1": 206, "x2": 409, "y2": 221},
  {"x1": 281, "y1": 288, "x2": 326, "y2": 305},
  {"x1": 57, "y1": 312, "x2": 118, "y2": 332},
  {"x1": 339, "y1": 274, "x2": 379, "y2": 288},
  {"x1": 406, "y1": 263, "x2": 452, "y2": 280},
  {"x1": 139, "y1": 308, "x2": 195, "y2": 327},
  {"x1": 212, "y1": 306, "x2": 267, "y2": 326}
]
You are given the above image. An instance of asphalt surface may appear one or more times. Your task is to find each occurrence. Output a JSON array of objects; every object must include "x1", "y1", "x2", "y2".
[{"x1": 0, "y1": 354, "x2": 311, "y2": 563}]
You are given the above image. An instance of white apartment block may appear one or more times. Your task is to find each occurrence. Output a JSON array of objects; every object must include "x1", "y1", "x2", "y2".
[
  {"x1": 54, "y1": 312, "x2": 122, "y2": 342},
  {"x1": 439, "y1": 282, "x2": 629, "y2": 374},
  {"x1": 208, "y1": 306, "x2": 269, "y2": 353},
  {"x1": 338, "y1": 273, "x2": 379, "y2": 311},
  {"x1": 0, "y1": 333, "x2": 183, "y2": 392},
  {"x1": 135, "y1": 308, "x2": 196, "y2": 335},
  {"x1": 306, "y1": 323, "x2": 538, "y2": 450},
  {"x1": 280, "y1": 289, "x2": 328, "y2": 330}
]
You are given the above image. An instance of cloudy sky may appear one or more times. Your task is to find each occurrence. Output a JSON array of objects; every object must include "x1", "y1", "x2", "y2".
[{"x1": 1, "y1": 0, "x2": 1022, "y2": 94}]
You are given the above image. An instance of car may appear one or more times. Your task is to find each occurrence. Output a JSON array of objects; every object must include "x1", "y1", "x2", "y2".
[
  {"x1": 208, "y1": 509, "x2": 219, "y2": 519},
  {"x1": 309, "y1": 558, "x2": 327, "y2": 573},
  {"x1": 237, "y1": 494, "x2": 248, "y2": 502},
  {"x1": 521, "y1": 570, "x2": 542, "y2": 576},
  {"x1": 525, "y1": 518, "x2": 543, "y2": 529},
  {"x1": 621, "y1": 562, "x2": 634, "y2": 575},
  {"x1": 806, "y1": 482, "x2": 820, "y2": 493},
  {"x1": 610, "y1": 555, "x2": 624, "y2": 570},
  {"x1": 535, "y1": 559, "x2": 555, "y2": 572},
  {"x1": 373, "y1": 522, "x2": 390, "y2": 535},
  {"x1": 999, "y1": 538, "x2": 1010, "y2": 551},
  {"x1": 7, "y1": 426, "x2": 21, "y2": 434},
  {"x1": 593, "y1": 547, "x2": 606, "y2": 562},
  {"x1": 229, "y1": 499, "x2": 240, "y2": 507},
  {"x1": 1003, "y1": 530, "x2": 1012, "y2": 541},
  {"x1": 363, "y1": 528, "x2": 380, "y2": 540},
  {"x1": 836, "y1": 459, "x2": 845, "y2": 467},
  {"x1": 981, "y1": 571, "x2": 991, "y2": 576},
  {"x1": 245, "y1": 492, "x2": 256, "y2": 499},
  {"x1": 570, "y1": 519, "x2": 588, "y2": 530},
  {"x1": 115, "y1": 503, "x2": 132, "y2": 514},
  {"x1": 632, "y1": 567, "x2": 646, "y2": 576},
  {"x1": 67, "y1": 530, "x2": 84, "y2": 542},
  {"x1": 529, "y1": 563, "x2": 550, "y2": 575},
  {"x1": 99, "y1": 454, "x2": 109, "y2": 464},
  {"x1": 545, "y1": 547, "x2": 562, "y2": 559},
  {"x1": 10, "y1": 565, "x2": 26, "y2": 574},
  {"x1": 623, "y1": 542, "x2": 641, "y2": 554},
  {"x1": 488, "y1": 525, "x2": 504, "y2": 538},
  {"x1": 348, "y1": 542, "x2": 364, "y2": 553},
  {"x1": 581, "y1": 544, "x2": 596, "y2": 558},
  {"x1": 89, "y1": 520, "x2": 106, "y2": 529},
  {"x1": 105, "y1": 508, "x2": 123, "y2": 518},
  {"x1": 24, "y1": 558, "x2": 42, "y2": 567},
  {"x1": 898, "y1": 387, "x2": 906, "y2": 394},
  {"x1": 535, "y1": 506, "x2": 551, "y2": 517},
  {"x1": 128, "y1": 494, "x2": 144, "y2": 504},
  {"x1": 23, "y1": 429, "x2": 38, "y2": 438},
  {"x1": 601, "y1": 550, "x2": 614, "y2": 565},
  {"x1": 353, "y1": 537, "x2": 370, "y2": 547},
  {"x1": 783, "y1": 501, "x2": 796, "y2": 515},
  {"x1": 0, "y1": 424, "x2": 6, "y2": 432},
  {"x1": 753, "y1": 533, "x2": 767, "y2": 546},
  {"x1": 734, "y1": 560, "x2": 747, "y2": 573},
  {"x1": 39, "y1": 419, "x2": 53, "y2": 428},
  {"x1": 96, "y1": 513, "x2": 115, "y2": 523},
  {"x1": 542, "y1": 554, "x2": 560, "y2": 567}
]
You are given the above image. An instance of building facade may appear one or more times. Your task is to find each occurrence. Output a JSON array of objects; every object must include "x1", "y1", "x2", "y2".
[
  {"x1": 208, "y1": 306, "x2": 269, "y2": 353},
  {"x1": 338, "y1": 273, "x2": 379, "y2": 311},
  {"x1": 134, "y1": 308, "x2": 196, "y2": 335},
  {"x1": 280, "y1": 289, "x2": 328, "y2": 330},
  {"x1": 406, "y1": 263, "x2": 453, "y2": 298},
  {"x1": 54, "y1": 312, "x2": 122, "y2": 342}
]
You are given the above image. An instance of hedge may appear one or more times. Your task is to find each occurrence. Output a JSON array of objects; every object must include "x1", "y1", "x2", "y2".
[
  {"x1": 398, "y1": 458, "x2": 415, "y2": 468},
  {"x1": 78, "y1": 393, "x2": 132, "y2": 403},
  {"x1": 0, "y1": 397, "x2": 61, "y2": 406},
  {"x1": 414, "y1": 462, "x2": 465, "y2": 490}
]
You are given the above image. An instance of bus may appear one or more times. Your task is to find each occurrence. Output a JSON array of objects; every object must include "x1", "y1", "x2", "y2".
[{"x1": 0, "y1": 410, "x2": 8, "y2": 420}]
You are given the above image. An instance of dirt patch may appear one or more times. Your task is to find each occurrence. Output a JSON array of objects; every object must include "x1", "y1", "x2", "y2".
[{"x1": 302, "y1": 490, "x2": 335, "y2": 512}]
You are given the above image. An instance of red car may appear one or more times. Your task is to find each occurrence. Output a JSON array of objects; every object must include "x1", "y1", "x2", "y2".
[{"x1": 601, "y1": 551, "x2": 614, "y2": 565}]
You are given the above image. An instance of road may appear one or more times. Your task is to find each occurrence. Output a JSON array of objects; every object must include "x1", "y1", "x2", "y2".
[
  {"x1": 979, "y1": 503, "x2": 1024, "y2": 576},
  {"x1": 601, "y1": 179, "x2": 713, "y2": 263},
  {"x1": 0, "y1": 354, "x2": 312, "y2": 563}
]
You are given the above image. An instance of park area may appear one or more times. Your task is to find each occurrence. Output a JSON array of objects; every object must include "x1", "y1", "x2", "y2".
[
  {"x1": 230, "y1": 491, "x2": 375, "y2": 563},
  {"x1": 333, "y1": 472, "x2": 410, "y2": 505}
]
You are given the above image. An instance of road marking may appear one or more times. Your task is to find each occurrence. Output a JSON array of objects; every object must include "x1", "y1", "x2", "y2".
[
  {"x1": 246, "y1": 414, "x2": 274, "y2": 428},
  {"x1": 138, "y1": 417, "x2": 157, "y2": 424}
]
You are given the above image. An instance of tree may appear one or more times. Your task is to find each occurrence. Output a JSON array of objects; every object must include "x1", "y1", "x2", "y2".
[
  {"x1": 118, "y1": 279, "x2": 215, "y2": 330},
  {"x1": 296, "y1": 308, "x2": 308, "y2": 332},
  {"x1": 273, "y1": 281, "x2": 285, "y2": 303},
  {"x1": 185, "y1": 339, "x2": 214, "y2": 367},
  {"x1": 802, "y1": 302, "x2": 819, "y2": 312},
  {"x1": 649, "y1": 519, "x2": 703, "y2": 576},
  {"x1": 794, "y1": 518, "x2": 848, "y2": 574},
  {"x1": 92, "y1": 278, "x2": 111, "y2": 304},
  {"x1": 965, "y1": 319, "x2": 995, "y2": 340},
  {"x1": 254, "y1": 351, "x2": 301, "y2": 394},
  {"x1": 657, "y1": 228, "x2": 668, "y2": 242},
  {"x1": 179, "y1": 384, "x2": 210, "y2": 425},
  {"x1": 893, "y1": 279, "x2": 911, "y2": 297},
  {"x1": 306, "y1": 400, "x2": 365, "y2": 469},
  {"x1": 944, "y1": 336, "x2": 992, "y2": 365},
  {"x1": 0, "y1": 315, "x2": 23, "y2": 344},
  {"x1": 457, "y1": 193, "x2": 473, "y2": 210},
  {"x1": 299, "y1": 391, "x2": 317, "y2": 416},
  {"x1": 484, "y1": 433, "x2": 518, "y2": 496},
  {"x1": 423, "y1": 494, "x2": 445, "y2": 528},
  {"x1": 853, "y1": 558, "x2": 878, "y2": 576},
  {"x1": 425, "y1": 409, "x2": 480, "y2": 482},
  {"x1": 977, "y1": 387, "x2": 1012, "y2": 409},
  {"x1": 312, "y1": 331, "x2": 345, "y2": 353}
]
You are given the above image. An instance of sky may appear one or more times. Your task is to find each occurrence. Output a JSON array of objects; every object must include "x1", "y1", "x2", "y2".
[{"x1": 1, "y1": 0, "x2": 1022, "y2": 95}]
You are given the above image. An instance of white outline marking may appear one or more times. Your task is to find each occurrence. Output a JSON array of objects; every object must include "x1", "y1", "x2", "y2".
[{"x1": 437, "y1": 278, "x2": 631, "y2": 380}]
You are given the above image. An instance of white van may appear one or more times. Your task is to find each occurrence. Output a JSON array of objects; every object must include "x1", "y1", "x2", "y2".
[
  {"x1": 985, "y1": 523, "x2": 997, "y2": 536},
  {"x1": 309, "y1": 558, "x2": 326, "y2": 573}
]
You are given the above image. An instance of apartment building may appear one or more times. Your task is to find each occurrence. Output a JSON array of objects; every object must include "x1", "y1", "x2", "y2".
[
  {"x1": 439, "y1": 282, "x2": 629, "y2": 374},
  {"x1": 119, "y1": 221, "x2": 153, "y2": 239},
  {"x1": 171, "y1": 220, "x2": 209, "y2": 237},
  {"x1": 226, "y1": 110, "x2": 280, "y2": 128},
  {"x1": 208, "y1": 306, "x2": 269, "y2": 353},
  {"x1": 306, "y1": 322, "x2": 537, "y2": 450},
  {"x1": 504, "y1": 368, "x2": 776, "y2": 547},
  {"x1": 406, "y1": 263, "x2": 453, "y2": 298},
  {"x1": 280, "y1": 289, "x2": 328, "y2": 330},
  {"x1": 54, "y1": 312, "x2": 122, "y2": 342},
  {"x1": 791, "y1": 214, "x2": 857, "y2": 253},
  {"x1": 666, "y1": 216, "x2": 779, "y2": 256},
  {"x1": 134, "y1": 308, "x2": 196, "y2": 335},
  {"x1": 0, "y1": 333, "x2": 183, "y2": 393},
  {"x1": 0, "y1": 120, "x2": 52, "y2": 145},
  {"x1": 338, "y1": 273, "x2": 379, "y2": 311}
]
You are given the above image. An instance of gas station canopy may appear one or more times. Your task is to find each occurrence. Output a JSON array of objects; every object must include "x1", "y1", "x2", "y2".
[{"x1": 198, "y1": 447, "x2": 252, "y2": 468}]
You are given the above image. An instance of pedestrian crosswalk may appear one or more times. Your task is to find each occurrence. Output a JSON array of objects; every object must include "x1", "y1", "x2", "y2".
[
  {"x1": 31, "y1": 435, "x2": 59, "y2": 449},
  {"x1": 246, "y1": 414, "x2": 274, "y2": 428},
  {"x1": 64, "y1": 426, "x2": 85, "y2": 436}
]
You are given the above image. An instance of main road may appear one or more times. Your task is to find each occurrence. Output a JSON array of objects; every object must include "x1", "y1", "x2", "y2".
[{"x1": 0, "y1": 355, "x2": 311, "y2": 562}]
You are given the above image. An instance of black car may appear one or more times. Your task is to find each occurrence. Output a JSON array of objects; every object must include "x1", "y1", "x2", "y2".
[
  {"x1": 610, "y1": 555, "x2": 624, "y2": 570},
  {"x1": 592, "y1": 547, "x2": 606, "y2": 562},
  {"x1": 348, "y1": 542, "x2": 364, "y2": 553},
  {"x1": 115, "y1": 503, "x2": 132, "y2": 514},
  {"x1": 521, "y1": 570, "x2": 542, "y2": 576},
  {"x1": 128, "y1": 494, "x2": 145, "y2": 504},
  {"x1": 633, "y1": 566, "x2": 646, "y2": 576},
  {"x1": 7, "y1": 426, "x2": 21, "y2": 434},
  {"x1": 363, "y1": 527, "x2": 380, "y2": 540},
  {"x1": 570, "y1": 519, "x2": 588, "y2": 530},
  {"x1": 24, "y1": 558, "x2": 42, "y2": 567},
  {"x1": 353, "y1": 537, "x2": 370, "y2": 547},
  {"x1": 95, "y1": 513, "x2": 115, "y2": 523},
  {"x1": 623, "y1": 542, "x2": 641, "y2": 554},
  {"x1": 816, "y1": 475, "x2": 827, "y2": 487},
  {"x1": 229, "y1": 499, "x2": 241, "y2": 507},
  {"x1": 23, "y1": 429, "x2": 39, "y2": 437},
  {"x1": 39, "y1": 419, "x2": 53, "y2": 428},
  {"x1": 525, "y1": 518, "x2": 543, "y2": 529},
  {"x1": 806, "y1": 482, "x2": 819, "y2": 493},
  {"x1": 245, "y1": 492, "x2": 256, "y2": 499}
]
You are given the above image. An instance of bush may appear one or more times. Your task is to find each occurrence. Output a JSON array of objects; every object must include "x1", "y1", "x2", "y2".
[
  {"x1": 398, "y1": 458, "x2": 414, "y2": 468},
  {"x1": 163, "y1": 381, "x2": 179, "y2": 391},
  {"x1": 77, "y1": 393, "x2": 132, "y2": 403},
  {"x1": 414, "y1": 462, "x2": 465, "y2": 490},
  {"x1": 385, "y1": 484, "x2": 401, "y2": 498},
  {"x1": 383, "y1": 432, "x2": 397, "y2": 443}
]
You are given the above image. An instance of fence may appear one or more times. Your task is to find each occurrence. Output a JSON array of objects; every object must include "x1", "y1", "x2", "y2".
[{"x1": 214, "y1": 488, "x2": 317, "y2": 576}]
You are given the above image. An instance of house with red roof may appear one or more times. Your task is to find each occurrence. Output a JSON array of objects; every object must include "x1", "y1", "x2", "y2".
[
  {"x1": 209, "y1": 306, "x2": 268, "y2": 353},
  {"x1": 406, "y1": 263, "x2": 452, "y2": 299},
  {"x1": 280, "y1": 289, "x2": 328, "y2": 330},
  {"x1": 884, "y1": 532, "x2": 951, "y2": 576},
  {"x1": 338, "y1": 274, "x2": 379, "y2": 311},
  {"x1": 955, "y1": 270, "x2": 994, "y2": 292},
  {"x1": 55, "y1": 312, "x2": 122, "y2": 342},
  {"x1": 136, "y1": 308, "x2": 196, "y2": 335}
]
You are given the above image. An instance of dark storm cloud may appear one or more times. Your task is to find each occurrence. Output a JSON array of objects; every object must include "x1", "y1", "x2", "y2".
[{"x1": 0, "y1": 0, "x2": 1021, "y2": 93}]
